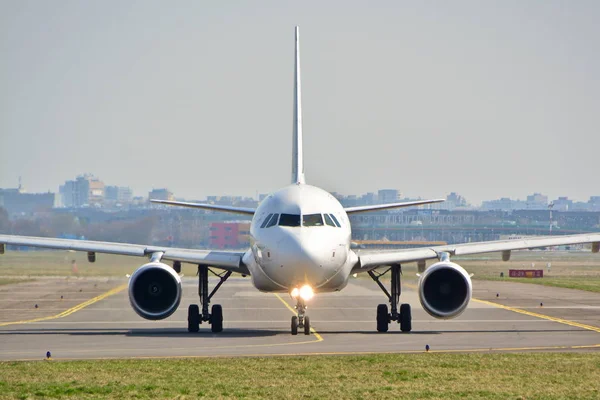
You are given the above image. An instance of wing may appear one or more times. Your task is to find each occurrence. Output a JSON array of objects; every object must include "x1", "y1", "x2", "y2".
[
  {"x1": 354, "y1": 233, "x2": 600, "y2": 271},
  {"x1": 0, "y1": 234, "x2": 249, "y2": 274},
  {"x1": 344, "y1": 199, "x2": 445, "y2": 214},
  {"x1": 151, "y1": 200, "x2": 255, "y2": 215}
]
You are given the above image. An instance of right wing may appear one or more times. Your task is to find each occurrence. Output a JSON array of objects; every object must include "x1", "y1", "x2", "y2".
[
  {"x1": 0, "y1": 234, "x2": 248, "y2": 274},
  {"x1": 354, "y1": 233, "x2": 600, "y2": 271},
  {"x1": 344, "y1": 199, "x2": 445, "y2": 214},
  {"x1": 151, "y1": 200, "x2": 255, "y2": 215}
]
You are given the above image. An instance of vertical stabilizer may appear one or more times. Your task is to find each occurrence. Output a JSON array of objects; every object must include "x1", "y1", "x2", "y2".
[{"x1": 292, "y1": 26, "x2": 305, "y2": 184}]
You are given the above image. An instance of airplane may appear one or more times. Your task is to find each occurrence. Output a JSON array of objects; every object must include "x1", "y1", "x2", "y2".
[{"x1": 1, "y1": 26, "x2": 600, "y2": 336}]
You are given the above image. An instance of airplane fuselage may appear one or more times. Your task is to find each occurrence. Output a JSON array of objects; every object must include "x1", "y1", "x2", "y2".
[{"x1": 242, "y1": 184, "x2": 357, "y2": 293}]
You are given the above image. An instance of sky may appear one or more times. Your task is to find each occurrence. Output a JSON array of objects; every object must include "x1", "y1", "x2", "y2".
[{"x1": 1, "y1": 1, "x2": 599, "y2": 205}]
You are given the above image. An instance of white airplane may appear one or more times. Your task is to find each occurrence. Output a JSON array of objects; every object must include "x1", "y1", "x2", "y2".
[{"x1": 1, "y1": 27, "x2": 600, "y2": 336}]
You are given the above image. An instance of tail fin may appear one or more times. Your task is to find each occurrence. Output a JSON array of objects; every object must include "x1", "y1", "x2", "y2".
[{"x1": 291, "y1": 26, "x2": 305, "y2": 184}]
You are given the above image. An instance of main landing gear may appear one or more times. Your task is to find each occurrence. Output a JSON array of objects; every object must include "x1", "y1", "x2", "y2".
[
  {"x1": 368, "y1": 264, "x2": 412, "y2": 333},
  {"x1": 291, "y1": 297, "x2": 311, "y2": 336},
  {"x1": 187, "y1": 265, "x2": 231, "y2": 333}
]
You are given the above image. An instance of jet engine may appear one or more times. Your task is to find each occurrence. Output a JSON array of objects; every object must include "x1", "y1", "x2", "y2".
[
  {"x1": 418, "y1": 260, "x2": 472, "y2": 319},
  {"x1": 128, "y1": 262, "x2": 182, "y2": 320}
]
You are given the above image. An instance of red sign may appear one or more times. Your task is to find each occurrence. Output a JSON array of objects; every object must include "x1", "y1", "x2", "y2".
[{"x1": 509, "y1": 269, "x2": 543, "y2": 278}]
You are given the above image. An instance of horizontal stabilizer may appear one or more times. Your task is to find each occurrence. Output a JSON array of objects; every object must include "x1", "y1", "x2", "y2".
[
  {"x1": 344, "y1": 199, "x2": 445, "y2": 214},
  {"x1": 150, "y1": 200, "x2": 255, "y2": 215}
]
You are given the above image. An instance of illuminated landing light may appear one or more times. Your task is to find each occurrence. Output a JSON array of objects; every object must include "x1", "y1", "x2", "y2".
[
  {"x1": 290, "y1": 285, "x2": 314, "y2": 301},
  {"x1": 299, "y1": 284, "x2": 314, "y2": 301}
]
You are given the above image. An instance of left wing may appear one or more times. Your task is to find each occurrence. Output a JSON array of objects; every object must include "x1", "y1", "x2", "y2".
[
  {"x1": 354, "y1": 233, "x2": 600, "y2": 271},
  {"x1": 0, "y1": 234, "x2": 249, "y2": 274},
  {"x1": 150, "y1": 200, "x2": 255, "y2": 215}
]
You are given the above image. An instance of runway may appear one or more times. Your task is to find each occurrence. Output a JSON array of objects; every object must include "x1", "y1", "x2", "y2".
[{"x1": 1, "y1": 277, "x2": 600, "y2": 360}]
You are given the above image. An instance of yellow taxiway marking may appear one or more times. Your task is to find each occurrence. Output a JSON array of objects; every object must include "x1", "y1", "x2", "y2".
[
  {"x1": 0, "y1": 284, "x2": 128, "y2": 327},
  {"x1": 273, "y1": 293, "x2": 324, "y2": 341},
  {"x1": 471, "y1": 298, "x2": 600, "y2": 333}
]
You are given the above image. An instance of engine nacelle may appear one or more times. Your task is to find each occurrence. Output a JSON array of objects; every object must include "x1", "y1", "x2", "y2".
[
  {"x1": 128, "y1": 262, "x2": 182, "y2": 320},
  {"x1": 418, "y1": 261, "x2": 472, "y2": 319}
]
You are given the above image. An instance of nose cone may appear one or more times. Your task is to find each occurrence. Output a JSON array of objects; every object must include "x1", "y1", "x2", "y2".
[{"x1": 265, "y1": 228, "x2": 345, "y2": 289}]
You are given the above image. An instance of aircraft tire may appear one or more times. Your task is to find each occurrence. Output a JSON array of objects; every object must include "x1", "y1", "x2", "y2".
[
  {"x1": 303, "y1": 316, "x2": 311, "y2": 335},
  {"x1": 211, "y1": 304, "x2": 223, "y2": 333},
  {"x1": 291, "y1": 316, "x2": 299, "y2": 335},
  {"x1": 188, "y1": 304, "x2": 200, "y2": 333},
  {"x1": 377, "y1": 304, "x2": 389, "y2": 332},
  {"x1": 400, "y1": 303, "x2": 412, "y2": 332}
]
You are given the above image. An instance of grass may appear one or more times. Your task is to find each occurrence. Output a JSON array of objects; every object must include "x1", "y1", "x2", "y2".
[
  {"x1": 0, "y1": 278, "x2": 35, "y2": 286},
  {"x1": 0, "y1": 251, "x2": 199, "y2": 278},
  {"x1": 1, "y1": 353, "x2": 599, "y2": 399}
]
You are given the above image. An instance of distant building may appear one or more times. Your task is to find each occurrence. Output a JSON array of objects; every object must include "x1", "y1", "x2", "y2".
[
  {"x1": 209, "y1": 221, "x2": 250, "y2": 249},
  {"x1": 378, "y1": 189, "x2": 400, "y2": 204},
  {"x1": 552, "y1": 197, "x2": 573, "y2": 212},
  {"x1": 589, "y1": 196, "x2": 600, "y2": 212},
  {"x1": 105, "y1": 186, "x2": 133, "y2": 205},
  {"x1": 441, "y1": 192, "x2": 469, "y2": 210},
  {"x1": 0, "y1": 188, "x2": 54, "y2": 215},
  {"x1": 149, "y1": 188, "x2": 174, "y2": 201},
  {"x1": 59, "y1": 174, "x2": 105, "y2": 208},
  {"x1": 361, "y1": 192, "x2": 377, "y2": 205},
  {"x1": 481, "y1": 197, "x2": 527, "y2": 211},
  {"x1": 526, "y1": 193, "x2": 548, "y2": 210}
]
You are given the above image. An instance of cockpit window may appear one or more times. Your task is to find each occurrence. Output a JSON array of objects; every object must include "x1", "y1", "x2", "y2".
[
  {"x1": 329, "y1": 214, "x2": 341, "y2": 228},
  {"x1": 265, "y1": 213, "x2": 279, "y2": 228},
  {"x1": 279, "y1": 213, "x2": 301, "y2": 227},
  {"x1": 260, "y1": 214, "x2": 273, "y2": 228},
  {"x1": 323, "y1": 213, "x2": 336, "y2": 227},
  {"x1": 303, "y1": 213, "x2": 324, "y2": 227}
]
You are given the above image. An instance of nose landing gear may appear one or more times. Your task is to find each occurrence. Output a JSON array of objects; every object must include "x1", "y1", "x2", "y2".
[
  {"x1": 369, "y1": 264, "x2": 412, "y2": 333},
  {"x1": 291, "y1": 298, "x2": 311, "y2": 335}
]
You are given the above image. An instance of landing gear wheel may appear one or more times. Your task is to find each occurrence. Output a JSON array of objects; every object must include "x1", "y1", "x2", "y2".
[
  {"x1": 303, "y1": 316, "x2": 311, "y2": 335},
  {"x1": 291, "y1": 316, "x2": 299, "y2": 335},
  {"x1": 210, "y1": 304, "x2": 223, "y2": 333},
  {"x1": 377, "y1": 304, "x2": 389, "y2": 333},
  {"x1": 400, "y1": 303, "x2": 412, "y2": 332},
  {"x1": 187, "y1": 304, "x2": 200, "y2": 333}
]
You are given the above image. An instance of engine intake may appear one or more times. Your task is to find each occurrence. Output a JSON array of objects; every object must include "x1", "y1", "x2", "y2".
[
  {"x1": 128, "y1": 262, "x2": 182, "y2": 320},
  {"x1": 418, "y1": 261, "x2": 472, "y2": 319}
]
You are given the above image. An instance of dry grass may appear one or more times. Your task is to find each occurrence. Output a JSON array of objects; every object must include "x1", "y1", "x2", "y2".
[
  {"x1": 1, "y1": 353, "x2": 599, "y2": 399},
  {"x1": 0, "y1": 251, "x2": 198, "y2": 278},
  {"x1": 0, "y1": 278, "x2": 35, "y2": 286}
]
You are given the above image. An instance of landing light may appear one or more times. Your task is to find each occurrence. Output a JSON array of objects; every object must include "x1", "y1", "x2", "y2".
[
  {"x1": 299, "y1": 284, "x2": 314, "y2": 301},
  {"x1": 290, "y1": 285, "x2": 314, "y2": 301}
]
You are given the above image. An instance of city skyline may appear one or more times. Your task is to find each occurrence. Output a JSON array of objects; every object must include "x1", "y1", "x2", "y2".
[
  {"x1": 2, "y1": 2, "x2": 599, "y2": 204},
  {"x1": 3, "y1": 171, "x2": 600, "y2": 211}
]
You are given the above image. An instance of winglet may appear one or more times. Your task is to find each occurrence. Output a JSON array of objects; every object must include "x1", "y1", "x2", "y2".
[{"x1": 291, "y1": 26, "x2": 305, "y2": 184}]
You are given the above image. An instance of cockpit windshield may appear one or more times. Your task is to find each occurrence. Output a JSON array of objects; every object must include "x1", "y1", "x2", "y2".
[
  {"x1": 276, "y1": 213, "x2": 336, "y2": 227},
  {"x1": 279, "y1": 213, "x2": 301, "y2": 227},
  {"x1": 302, "y1": 213, "x2": 324, "y2": 227}
]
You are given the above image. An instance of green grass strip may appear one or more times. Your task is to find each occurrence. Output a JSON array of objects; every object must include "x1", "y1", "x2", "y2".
[{"x1": 1, "y1": 353, "x2": 600, "y2": 399}]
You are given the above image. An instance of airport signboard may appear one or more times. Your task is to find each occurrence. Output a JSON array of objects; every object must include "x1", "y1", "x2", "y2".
[{"x1": 509, "y1": 269, "x2": 544, "y2": 278}]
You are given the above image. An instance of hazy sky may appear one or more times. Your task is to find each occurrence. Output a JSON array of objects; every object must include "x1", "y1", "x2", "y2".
[{"x1": 1, "y1": 1, "x2": 599, "y2": 205}]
